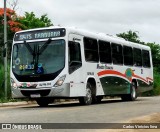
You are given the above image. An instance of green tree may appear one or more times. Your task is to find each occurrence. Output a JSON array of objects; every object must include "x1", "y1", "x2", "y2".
[
  {"x1": 17, "y1": 12, "x2": 53, "y2": 30},
  {"x1": 0, "y1": 9, "x2": 53, "y2": 61},
  {"x1": 0, "y1": 8, "x2": 23, "y2": 61},
  {"x1": 146, "y1": 43, "x2": 160, "y2": 72},
  {"x1": 116, "y1": 30, "x2": 144, "y2": 44}
]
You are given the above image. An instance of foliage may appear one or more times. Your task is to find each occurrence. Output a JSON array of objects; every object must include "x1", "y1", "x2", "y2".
[
  {"x1": 142, "y1": 71, "x2": 160, "y2": 96},
  {"x1": 0, "y1": 8, "x2": 23, "y2": 59},
  {"x1": 17, "y1": 12, "x2": 53, "y2": 30},
  {"x1": 0, "y1": 8, "x2": 53, "y2": 60},
  {"x1": 146, "y1": 43, "x2": 160, "y2": 72},
  {"x1": 0, "y1": 64, "x2": 4, "y2": 97},
  {"x1": 0, "y1": 64, "x2": 11, "y2": 100},
  {"x1": 116, "y1": 30, "x2": 144, "y2": 44},
  {"x1": 0, "y1": 8, "x2": 22, "y2": 32}
]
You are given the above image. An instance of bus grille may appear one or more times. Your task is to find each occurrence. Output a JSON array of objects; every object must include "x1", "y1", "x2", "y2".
[{"x1": 21, "y1": 90, "x2": 51, "y2": 97}]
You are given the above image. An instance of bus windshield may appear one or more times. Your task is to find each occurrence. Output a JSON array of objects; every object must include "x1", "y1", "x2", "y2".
[{"x1": 12, "y1": 39, "x2": 65, "y2": 76}]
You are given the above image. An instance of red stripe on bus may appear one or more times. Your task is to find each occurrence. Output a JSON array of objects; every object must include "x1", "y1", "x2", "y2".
[
  {"x1": 98, "y1": 70, "x2": 153, "y2": 83},
  {"x1": 98, "y1": 70, "x2": 126, "y2": 78},
  {"x1": 133, "y1": 74, "x2": 153, "y2": 83}
]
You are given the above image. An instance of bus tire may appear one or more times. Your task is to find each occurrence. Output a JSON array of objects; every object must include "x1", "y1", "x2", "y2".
[
  {"x1": 129, "y1": 82, "x2": 137, "y2": 101},
  {"x1": 92, "y1": 96, "x2": 103, "y2": 104},
  {"x1": 36, "y1": 98, "x2": 54, "y2": 107},
  {"x1": 96, "y1": 96, "x2": 103, "y2": 103},
  {"x1": 121, "y1": 82, "x2": 137, "y2": 101},
  {"x1": 79, "y1": 82, "x2": 92, "y2": 105}
]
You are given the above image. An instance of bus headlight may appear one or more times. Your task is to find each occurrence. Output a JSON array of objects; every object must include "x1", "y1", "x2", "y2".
[
  {"x1": 54, "y1": 75, "x2": 66, "y2": 87},
  {"x1": 11, "y1": 78, "x2": 17, "y2": 89}
]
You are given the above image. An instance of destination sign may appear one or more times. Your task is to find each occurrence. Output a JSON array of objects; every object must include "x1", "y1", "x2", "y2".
[{"x1": 14, "y1": 28, "x2": 66, "y2": 41}]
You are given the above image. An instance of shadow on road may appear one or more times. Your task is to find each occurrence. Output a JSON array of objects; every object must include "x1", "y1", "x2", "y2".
[
  {"x1": 19, "y1": 96, "x2": 151, "y2": 109},
  {"x1": 20, "y1": 98, "x2": 135, "y2": 109}
]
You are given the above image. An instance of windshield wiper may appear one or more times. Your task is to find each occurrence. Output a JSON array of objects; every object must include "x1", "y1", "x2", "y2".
[
  {"x1": 23, "y1": 39, "x2": 52, "y2": 74},
  {"x1": 38, "y1": 38, "x2": 52, "y2": 55},
  {"x1": 24, "y1": 40, "x2": 34, "y2": 55},
  {"x1": 24, "y1": 38, "x2": 52, "y2": 56}
]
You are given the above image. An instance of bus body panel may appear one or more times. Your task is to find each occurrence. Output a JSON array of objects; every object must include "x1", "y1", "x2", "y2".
[{"x1": 10, "y1": 27, "x2": 153, "y2": 100}]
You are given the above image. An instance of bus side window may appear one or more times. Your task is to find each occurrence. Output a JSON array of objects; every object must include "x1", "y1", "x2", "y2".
[
  {"x1": 84, "y1": 37, "x2": 99, "y2": 62},
  {"x1": 98, "y1": 40, "x2": 112, "y2": 63},
  {"x1": 142, "y1": 50, "x2": 151, "y2": 68},
  {"x1": 68, "y1": 41, "x2": 82, "y2": 74},
  {"x1": 133, "y1": 48, "x2": 142, "y2": 67},
  {"x1": 123, "y1": 46, "x2": 133, "y2": 66},
  {"x1": 111, "y1": 43, "x2": 123, "y2": 65}
]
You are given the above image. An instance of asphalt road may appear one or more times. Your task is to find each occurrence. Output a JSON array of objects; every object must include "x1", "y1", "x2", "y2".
[{"x1": 0, "y1": 96, "x2": 159, "y2": 125}]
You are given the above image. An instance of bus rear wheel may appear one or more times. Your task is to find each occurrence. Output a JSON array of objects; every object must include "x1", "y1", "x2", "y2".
[
  {"x1": 36, "y1": 98, "x2": 54, "y2": 107},
  {"x1": 79, "y1": 82, "x2": 92, "y2": 105},
  {"x1": 92, "y1": 96, "x2": 103, "y2": 104},
  {"x1": 121, "y1": 82, "x2": 137, "y2": 101},
  {"x1": 96, "y1": 96, "x2": 103, "y2": 103}
]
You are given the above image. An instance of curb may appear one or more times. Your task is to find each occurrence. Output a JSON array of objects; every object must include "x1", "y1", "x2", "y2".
[
  {"x1": 0, "y1": 101, "x2": 36, "y2": 107},
  {"x1": 0, "y1": 99, "x2": 78, "y2": 107},
  {"x1": 0, "y1": 98, "x2": 111, "y2": 107}
]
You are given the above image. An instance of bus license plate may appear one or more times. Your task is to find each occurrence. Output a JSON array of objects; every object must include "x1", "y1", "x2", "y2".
[{"x1": 30, "y1": 94, "x2": 41, "y2": 98}]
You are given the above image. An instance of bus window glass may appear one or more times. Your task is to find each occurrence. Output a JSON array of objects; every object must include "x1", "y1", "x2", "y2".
[
  {"x1": 142, "y1": 50, "x2": 151, "y2": 68},
  {"x1": 84, "y1": 37, "x2": 99, "y2": 62},
  {"x1": 111, "y1": 43, "x2": 123, "y2": 65},
  {"x1": 69, "y1": 41, "x2": 82, "y2": 74},
  {"x1": 99, "y1": 40, "x2": 111, "y2": 63},
  {"x1": 123, "y1": 46, "x2": 133, "y2": 66},
  {"x1": 133, "y1": 48, "x2": 142, "y2": 67},
  {"x1": 12, "y1": 40, "x2": 65, "y2": 75}
]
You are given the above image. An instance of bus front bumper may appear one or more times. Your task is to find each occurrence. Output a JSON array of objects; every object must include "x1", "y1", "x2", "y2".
[{"x1": 11, "y1": 83, "x2": 71, "y2": 99}]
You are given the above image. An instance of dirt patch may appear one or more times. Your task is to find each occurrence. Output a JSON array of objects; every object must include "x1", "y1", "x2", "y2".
[
  {"x1": 120, "y1": 113, "x2": 160, "y2": 132},
  {"x1": 128, "y1": 113, "x2": 160, "y2": 123},
  {"x1": 94, "y1": 113, "x2": 160, "y2": 132}
]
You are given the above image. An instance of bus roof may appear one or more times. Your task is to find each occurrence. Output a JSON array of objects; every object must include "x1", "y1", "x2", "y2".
[
  {"x1": 15, "y1": 26, "x2": 150, "y2": 50},
  {"x1": 65, "y1": 27, "x2": 150, "y2": 50}
]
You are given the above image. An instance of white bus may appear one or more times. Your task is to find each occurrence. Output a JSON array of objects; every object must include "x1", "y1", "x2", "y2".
[{"x1": 10, "y1": 27, "x2": 153, "y2": 106}]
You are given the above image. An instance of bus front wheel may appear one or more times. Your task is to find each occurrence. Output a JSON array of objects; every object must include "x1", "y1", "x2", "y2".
[
  {"x1": 79, "y1": 82, "x2": 92, "y2": 105},
  {"x1": 36, "y1": 98, "x2": 54, "y2": 107}
]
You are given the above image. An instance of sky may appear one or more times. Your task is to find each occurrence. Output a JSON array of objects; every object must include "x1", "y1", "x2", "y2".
[{"x1": 0, "y1": 0, "x2": 160, "y2": 43}]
